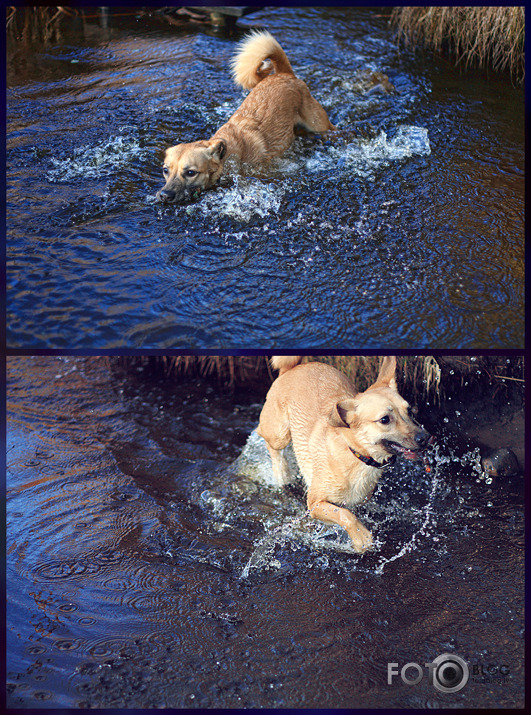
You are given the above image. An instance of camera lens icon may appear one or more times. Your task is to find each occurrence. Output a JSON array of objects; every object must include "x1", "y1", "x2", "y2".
[{"x1": 431, "y1": 653, "x2": 469, "y2": 693}]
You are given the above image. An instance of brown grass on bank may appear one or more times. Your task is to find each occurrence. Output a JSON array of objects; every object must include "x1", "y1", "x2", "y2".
[
  {"x1": 391, "y1": 6, "x2": 525, "y2": 84},
  {"x1": 122, "y1": 356, "x2": 523, "y2": 406},
  {"x1": 6, "y1": 6, "x2": 79, "y2": 44},
  {"x1": 120, "y1": 356, "x2": 270, "y2": 388}
]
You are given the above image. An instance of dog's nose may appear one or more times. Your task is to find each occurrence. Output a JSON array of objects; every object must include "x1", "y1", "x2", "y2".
[
  {"x1": 158, "y1": 189, "x2": 176, "y2": 203},
  {"x1": 415, "y1": 430, "x2": 431, "y2": 448}
]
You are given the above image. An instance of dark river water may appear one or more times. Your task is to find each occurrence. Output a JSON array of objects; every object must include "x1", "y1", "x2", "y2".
[
  {"x1": 6, "y1": 357, "x2": 524, "y2": 708},
  {"x1": 6, "y1": 7, "x2": 524, "y2": 348}
]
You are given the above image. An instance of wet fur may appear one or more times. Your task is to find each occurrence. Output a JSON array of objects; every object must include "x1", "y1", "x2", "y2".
[
  {"x1": 257, "y1": 356, "x2": 430, "y2": 553},
  {"x1": 157, "y1": 31, "x2": 334, "y2": 203}
]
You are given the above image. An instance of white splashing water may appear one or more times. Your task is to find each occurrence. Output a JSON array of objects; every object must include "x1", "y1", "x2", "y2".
[
  {"x1": 236, "y1": 428, "x2": 484, "y2": 579},
  {"x1": 234, "y1": 429, "x2": 299, "y2": 487},
  {"x1": 183, "y1": 125, "x2": 430, "y2": 221},
  {"x1": 305, "y1": 125, "x2": 431, "y2": 178},
  {"x1": 47, "y1": 135, "x2": 150, "y2": 182},
  {"x1": 193, "y1": 176, "x2": 284, "y2": 223},
  {"x1": 45, "y1": 124, "x2": 429, "y2": 220}
]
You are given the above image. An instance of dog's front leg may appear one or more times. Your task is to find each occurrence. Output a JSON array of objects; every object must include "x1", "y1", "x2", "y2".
[{"x1": 309, "y1": 499, "x2": 373, "y2": 553}]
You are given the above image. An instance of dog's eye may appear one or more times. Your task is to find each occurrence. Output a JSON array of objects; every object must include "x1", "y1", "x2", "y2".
[
  {"x1": 163, "y1": 166, "x2": 169, "y2": 177},
  {"x1": 408, "y1": 405, "x2": 418, "y2": 417},
  {"x1": 379, "y1": 415, "x2": 391, "y2": 425},
  {"x1": 184, "y1": 169, "x2": 198, "y2": 178}
]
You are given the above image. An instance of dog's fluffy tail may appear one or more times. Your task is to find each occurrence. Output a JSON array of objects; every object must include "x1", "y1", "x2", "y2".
[
  {"x1": 270, "y1": 356, "x2": 303, "y2": 375},
  {"x1": 231, "y1": 31, "x2": 295, "y2": 90}
]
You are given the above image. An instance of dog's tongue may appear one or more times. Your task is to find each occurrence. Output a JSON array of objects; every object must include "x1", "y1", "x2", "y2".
[
  {"x1": 395, "y1": 445, "x2": 420, "y2": 461},
  {"x1": 396, "y1": 445, "x2": 433, "y2": 473}
]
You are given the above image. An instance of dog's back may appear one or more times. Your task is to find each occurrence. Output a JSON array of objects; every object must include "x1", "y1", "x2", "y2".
[
  {"x1": 231, "y1": 31, "x2": 295, "y2": 89},
  {"x1": 263, "y1": 358, "x2": 356, "y2": 422},
  {"x1": 158, "y1": 32, "x2": 333, "y2": 202}
]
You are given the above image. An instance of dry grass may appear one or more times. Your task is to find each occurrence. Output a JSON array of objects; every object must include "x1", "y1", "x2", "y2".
[
  {"x1": 121, "y1": 356, "x2": 523, "y2": 406},
  {"x1": 117, "y1": 356, "x2": 270, "y2": 387},
  {"x1": 304, "y1": 356, "x2": 442, "y2": 401},
  {"x1": 6, "y1": 6, "x2": 79, "y2": 44},
  {"x1": 392, "y1": 6, "x2": 525, "y2": 83}
]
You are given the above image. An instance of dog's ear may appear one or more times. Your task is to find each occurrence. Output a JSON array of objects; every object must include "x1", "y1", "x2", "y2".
[
  {"x1": 373, "y1": 356, "x2": 397, "y2": 390},
  {"x1": 329, "y1": 398, "x2": 358, "y2": 428},
  {"x1": 208, "y1": 139, "x2": 227, "y2": 161}
]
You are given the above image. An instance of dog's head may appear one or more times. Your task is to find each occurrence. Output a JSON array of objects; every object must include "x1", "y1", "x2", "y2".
[
  {"x1": 157, "y1": 139, "x2": 227, "y2": 203},
  {"x1": 330, "y1": 357, "x2": 431, "y2": 464}
]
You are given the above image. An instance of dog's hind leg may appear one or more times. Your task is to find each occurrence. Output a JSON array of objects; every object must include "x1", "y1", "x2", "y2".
[
  {"x1": 297, "y1": 86, "x2": 336, "y2": 133},
  {"x1": 308, "y1": 497, "x2": 373, "y2": 553},
  {"x1": 257, "y1": 408, "x2": 293, "y2": 486},
  {"x1": 263, "y1": 442, "x2": 292, "y2": 486}
]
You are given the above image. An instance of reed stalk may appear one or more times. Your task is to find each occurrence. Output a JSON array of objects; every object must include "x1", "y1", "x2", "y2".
[
  {"x1": 117, "y1": 356, "x2": 523, "y2": 405},
  {"x1": 392, "y1": 6, "x2": 525, "y2": 83}
]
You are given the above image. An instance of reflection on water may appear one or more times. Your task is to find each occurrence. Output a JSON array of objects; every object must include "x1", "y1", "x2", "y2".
[
  {"x1": 6, "y1": 6, "x2": 524, "y2": 348},
  {"x1": 6, "y1": 357, "x2": 524, "y2": 708}
]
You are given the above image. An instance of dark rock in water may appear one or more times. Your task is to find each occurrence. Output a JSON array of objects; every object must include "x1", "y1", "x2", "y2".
[
  {"x1": 481, "y1": 448, "x2": 520, "y2": 477},
  {"x1": 358, "y1": 70, "x2": 396, "y2": 94}
]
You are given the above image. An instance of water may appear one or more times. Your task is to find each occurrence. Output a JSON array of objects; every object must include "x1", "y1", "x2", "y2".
[
  {"x1": 6, "y1": 7, "x2": 524, "y2": 348},
  {"x1": 6, "y1": 357, "x2": 524, "y2": 708}
]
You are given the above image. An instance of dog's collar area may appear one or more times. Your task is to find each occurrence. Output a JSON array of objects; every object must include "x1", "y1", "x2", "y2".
[{"x1": 349, "y1": 448, "x2": 396, "y2": 469}]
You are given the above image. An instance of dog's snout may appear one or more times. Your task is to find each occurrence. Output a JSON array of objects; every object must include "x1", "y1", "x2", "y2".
[
  {"x1": 158, "y1": 188, "x2": 176, "y2": 203},
  {"x1": 415, "y1": 430, "x2": 431, "y2": 448}
]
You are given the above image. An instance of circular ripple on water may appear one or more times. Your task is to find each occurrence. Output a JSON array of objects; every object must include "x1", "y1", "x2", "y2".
[
  {"x1": 54, "y1": 638, "x2": 81, "y2": 651},
  {"x1": 78, "y1": 616, "x2": 97, "y2": 626},
  {"x1": 102, "y1": 575, "x2": 134, "y2": 592},
  {"x1": 26, "y1": 643, "x2": 47, "y2": 656},
  {"x1": 127, "y1": 592, "x2": 168, "y2": 614},
  {"x1": 86, "y1": 636, "x2": 137, "y2": 660},
  {"x1": 144, "y1": 628, "x2": 182, "y2": 653},
  {"x1": 109, "y1": 485, "x2": 142, "y2": 502},
  {"x1": 32, "y1": 558, "x2": 102, "y2": 583},
  {"x1": 132, "y1": 564, "x2": 172, "y2": 591},
  {"x1": 90, "y1": 547, "x2": 127, "y2": 566},
  {"x1": 32, "y1": 690, "x2": 53, "y2": 701},
  {"x1": 58, "y1": 602, "x2": 79, "y2": 613},
  {"x1": 35, "y1": 449, "x2": 55, "y2": 459}
]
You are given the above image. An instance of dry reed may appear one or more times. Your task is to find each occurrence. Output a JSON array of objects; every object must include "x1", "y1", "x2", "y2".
[
  {"x1": 392, "y1": 6, "x2": 525, "y2": 83},
  {"x1": 123, "y1": 356, "x2": 523, "y2": 406}
]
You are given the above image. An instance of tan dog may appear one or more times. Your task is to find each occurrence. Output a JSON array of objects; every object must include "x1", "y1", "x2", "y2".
[
  {"x1": 257, "y1": 356, "x2": 431, "y2": 553},
  {"x1": 157, "y1": 31, "x2": 334, "y2": 203}
]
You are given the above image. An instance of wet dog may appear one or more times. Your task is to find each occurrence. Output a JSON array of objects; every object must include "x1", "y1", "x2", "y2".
[
  {"x1": 157, "y1": 31, "x2": 334, "y2": 203},
  {"x1": 257, "y1": 356, "x2": 431, "y2": 553}
]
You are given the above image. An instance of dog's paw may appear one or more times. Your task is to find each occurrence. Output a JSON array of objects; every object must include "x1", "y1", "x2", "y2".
[{"x1": 349, "y1": 526, "x2": 373, "y2": 554}]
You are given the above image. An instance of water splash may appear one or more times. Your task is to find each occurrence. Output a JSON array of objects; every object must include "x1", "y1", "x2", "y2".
[
  {"x1": 235, "y1": 429, "x2": 486, "y2": 578},
  {"x1": 305, "y1": 125, "x2": 430, "y2": 178},
  {"x1": 192, "y1": 176, "x2": 284, "y2": 222},
  {"x1": 47, "y1": 135, "x2": 149, "y2": 182},
  {"x1": 240, "y1": 518, "x2": 303, "y2": 579},
  {"x1": 234, "y1": 429, "x2": 299, "y2": 487},
  {"x1": 372, "y1": 466, "x2": 442, "y2": 575}
]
